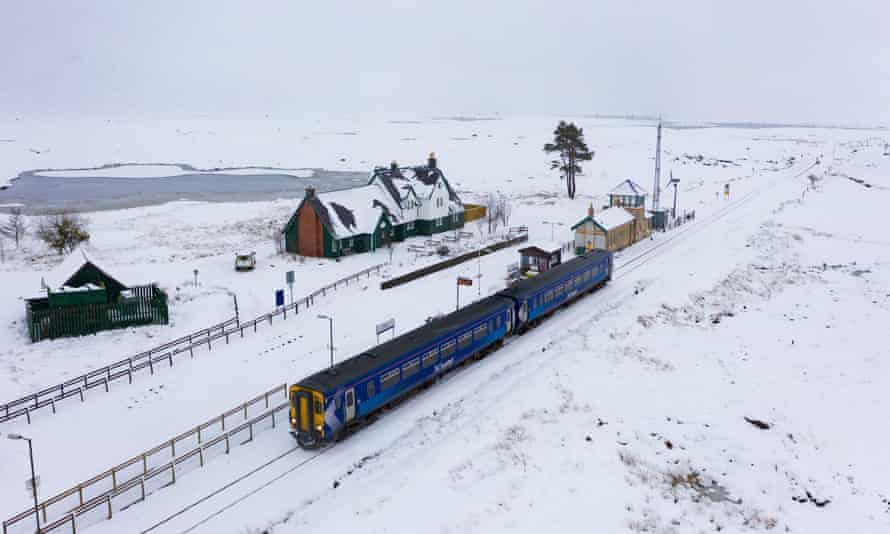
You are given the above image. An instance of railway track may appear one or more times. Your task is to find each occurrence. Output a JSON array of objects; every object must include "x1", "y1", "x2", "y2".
[{"x1": 91, "y1": 159, "x2": 815, "y2": 534}]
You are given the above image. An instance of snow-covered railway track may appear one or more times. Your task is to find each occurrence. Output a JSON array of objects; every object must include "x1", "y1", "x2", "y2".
[{"x1": 79, "y1": 160, "x2": 815, "y2": 534}]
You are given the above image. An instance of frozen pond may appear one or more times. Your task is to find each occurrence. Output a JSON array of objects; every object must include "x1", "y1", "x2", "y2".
[{"x1": 0, "y1": 166, "x2": 368, "y2": 213}]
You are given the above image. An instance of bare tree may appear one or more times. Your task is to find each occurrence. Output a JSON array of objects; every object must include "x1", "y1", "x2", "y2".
[
  {"x1": 36, "y1": 213, "x2": 90, "y2": 255},
  {"x1": 268, "y1": 222, "x2": 285, "y2": 255},
  {"x1": 486, "y1": 192, "x2": 502, "y2": 234},
  {"x1": 0, "y1": 207, "x2": 27, "y2": 247},
  {"x1": 498, "y1": 194, "x2": 513, "y2": 230}
]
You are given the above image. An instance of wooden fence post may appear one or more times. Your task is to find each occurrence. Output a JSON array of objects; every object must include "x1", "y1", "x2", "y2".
[
  {"x1": 149, "y1": 357, "x2": 154, "y2": 375},
  {"x1": 70, "y1": 512, "x2": 77, "y2": 534},
  {"x1": 111, "y1": 467, "x2": 117, "y2": 489},
  {"x1": 225, "y1": 434, "x2": 230, "y2": 454},
  {"x1": 106, "y1": 495, "x2": 112, "y2": 519},
  {"x1": 140, "y1": 477, "x2": 145, "y2": 502},
  {"x1": 128, "y1": 358, "x2": 134, "y2": 383},
  {"x1": 25, "y1": 407, "x2": 31, "y2": 424}
]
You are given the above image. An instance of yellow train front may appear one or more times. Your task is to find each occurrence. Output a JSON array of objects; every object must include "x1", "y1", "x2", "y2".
[{"x1": 289, "y1": 382, "x2": 328, "y2": 448}]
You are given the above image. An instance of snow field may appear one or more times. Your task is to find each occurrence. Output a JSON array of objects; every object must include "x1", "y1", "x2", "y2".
[{"x1": 0, "y1": 116, "x2": 887, "y2": 533}]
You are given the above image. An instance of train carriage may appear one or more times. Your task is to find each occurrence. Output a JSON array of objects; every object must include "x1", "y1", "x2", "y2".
[
  {"x1": 290, "y1": 296, "x2": 513, "y2": 447},
  {"x1": 497, "y1": 249, "x2": 612, "y2": 331}
]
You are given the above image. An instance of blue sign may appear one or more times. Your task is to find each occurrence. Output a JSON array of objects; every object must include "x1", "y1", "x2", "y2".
[{"x1": 275, "y1": 289, "x2": 285, "y2": 307}]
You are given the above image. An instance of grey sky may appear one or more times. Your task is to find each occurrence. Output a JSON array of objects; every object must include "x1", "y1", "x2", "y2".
[{"x1": 2, "y1": 1, "x2": 888, "y2": 125}]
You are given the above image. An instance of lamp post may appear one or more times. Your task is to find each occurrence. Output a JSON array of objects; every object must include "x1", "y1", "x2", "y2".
[
  {"x1": 542, "y1": 221, "x2": 564, "y2": 241},
  {"x1": 317, "y1": 315, "x2": 334, "y2": 369},
  {"x1": 7, "y1": 433, "x2": 39, "y2": 533}
]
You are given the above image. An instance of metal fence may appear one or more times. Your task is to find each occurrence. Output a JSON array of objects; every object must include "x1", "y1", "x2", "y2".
[
  {"x1": 1, "y1": 263, "x2": 384, "y2": 426},
  {"x1": 1, "y1": 385, "x2": 288, "y2": 534}
]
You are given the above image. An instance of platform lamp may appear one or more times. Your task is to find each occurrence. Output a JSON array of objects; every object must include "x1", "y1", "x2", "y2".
[
  {"x1": 7, "y1": 433, "x2": 39, "y2": 533},
  {"x1": 317, "y1": 314, "x2": 334, "y2": 369}
]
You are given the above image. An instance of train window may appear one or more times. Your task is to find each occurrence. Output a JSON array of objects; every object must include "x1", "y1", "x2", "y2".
[
  {"x1": 422, "y1": 349, "x2": 439, "y2": 368},
  {"x1": 315, "y1": 400, "x2": 323, "y2": 414},
  {"x1": 441, "y1": 340, "x2": 456, "y2": 357},
  {"x1": 367, "y1": 381, "x2": 375, "y2": 398},
  {"x1": 381, "y1": 368, "x2": 400, "y2": 390},
  {"x1": 496, "y1": 315, "x2": 501, "y2": 328},
  {"x1": 458, "y1": 332, "x2": 473, "y2": 350},
  {"x1": 335, "y1": 396, "x2": 342, "y2": 410},
  {"x1": 575, "y1": 276, "x2": 582, "y2": 286},
  {"x1": 474, "y1": 324, "x2": 487, "y2": 340},
  {"x1": 403, "y1": 358, "x2": 420, "y2": 378},
  {"x1": 583, "y1": 271, "x2": 590, "y2": 281},
  {"x1": 545, "y1": 290, "x2": 553, "y2": 303},
  {"x1": 555, "y1": 285, "x2": 563, "y2": 296},
  {"x1": 566, "y1": 278, "x2": 574, "y2": 289}
]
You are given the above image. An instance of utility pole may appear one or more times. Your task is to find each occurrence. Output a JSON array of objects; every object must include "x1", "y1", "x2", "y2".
[{"x1": 653, "y1": 120, "x2": 662, "y2": 212}]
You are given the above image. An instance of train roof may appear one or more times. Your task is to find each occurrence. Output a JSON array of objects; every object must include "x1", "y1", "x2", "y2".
[
  {"x1": 498, "y1": 249, "x2": 612, "y2": 300},
  {"x1": 297, "y1": 294, "x2": 512, "y2": 392}
]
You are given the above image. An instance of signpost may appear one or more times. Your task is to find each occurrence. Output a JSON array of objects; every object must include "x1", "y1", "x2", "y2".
[
  {"x1": 376, "y1": 318, "x2": 395, "y2": 343},
  {"x1": 456, "y1": 276, "x2": 473, "y2": 310},
  {"x1": 286, "y1": 270, "x2": 295, "y2": 304},
  {"x1": 275, "y1": 289, "x2": 285, "y2": 308}
]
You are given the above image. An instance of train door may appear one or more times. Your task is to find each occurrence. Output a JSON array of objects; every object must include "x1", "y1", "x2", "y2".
[
  {"x1": 295, "y1": 390, "x2": 312, "y2": 433},
  {"x1": 506, "y1": 308, "x2": 514, "y2": 333},
  {"x1": 345, "y1": 388, "x2": 356, "y2": 423}
]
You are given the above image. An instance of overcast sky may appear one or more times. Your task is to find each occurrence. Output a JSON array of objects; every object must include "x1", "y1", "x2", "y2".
[{"x1": 2, "y1": 1, "x2": 888, "y2": 125}]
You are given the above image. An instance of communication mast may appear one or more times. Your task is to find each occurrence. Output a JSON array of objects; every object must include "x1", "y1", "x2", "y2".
[{"x1": 652, "y1": 120, "x2": 662, "y2": 211}]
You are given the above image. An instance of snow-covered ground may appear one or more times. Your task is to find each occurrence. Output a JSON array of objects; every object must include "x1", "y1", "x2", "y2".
[{"x1": 1, "y1": 115, "x2": 888, "y2": 534}]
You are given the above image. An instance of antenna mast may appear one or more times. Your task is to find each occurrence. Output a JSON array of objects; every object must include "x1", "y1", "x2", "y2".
[{"x1": 653, "y1": 119, "x2": 662, "y2": 211}]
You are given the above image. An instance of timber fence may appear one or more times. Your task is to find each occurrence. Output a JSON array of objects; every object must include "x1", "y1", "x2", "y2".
[
  {"x1": 2, "y1": 385, "x2": 288, "y2": 534},
  {"x1": 1, "y1": 263, "x2": 385, "y2": 426},
  {"x1": 0, "y1": 317, "x2": 238, "y2": 425},
  {"x1": 380, "y1": 234, "x2": 528, "y2": 290}
]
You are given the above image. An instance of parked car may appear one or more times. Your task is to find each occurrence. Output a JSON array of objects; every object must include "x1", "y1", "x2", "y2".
[{"x1": 235, "y1": 252, "x2": 256, "y2": 271}]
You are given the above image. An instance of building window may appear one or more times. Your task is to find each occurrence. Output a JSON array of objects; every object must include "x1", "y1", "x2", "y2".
[
  {"x1": 403, "y1": 358, "x2": 420, "y2": 379},
  {"x1": 441, "y1": 340, "x2": 456, "y2": 358},
  {"x1": 381, "y1": 368, "x2": 400, "y2": 390},
  {"x1": 422, "y1": 348, "x2": 439, "y2": 368},
  {"x1": 458, "y1": 331, "x2": 472, "y2": 350},
  {"x1": 407, "y1": 222, "x2": 415, "y2": 231}
]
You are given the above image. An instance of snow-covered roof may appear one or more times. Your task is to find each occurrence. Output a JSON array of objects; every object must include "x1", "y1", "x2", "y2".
[
  {"x1": 312, "y1": 185, "x2": 400, "y2": 238},
  {"x1": 610, "y1": 179, "x2": 647, "y2": 197},
  {"x1": 42, "y1": 247, "x2": 131, "y2": 290},
  {"x1": 520, "y1": 241, "x2": 563, "y2": 254},
  {"x1": 594, "y1": 207, "x2": 635, "y2": 230},
  {"x1": 369, "y1": 161, "x2": 462, "y2": 205}
]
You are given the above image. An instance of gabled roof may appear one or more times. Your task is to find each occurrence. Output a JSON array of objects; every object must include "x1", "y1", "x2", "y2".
[
  {"x1": 42, "y1": 247, "x2": 130, "y2": 291},
  {"x1": 571, "y1": 207, "x2": 634, "y2": 232},
  {"x1": 303, "y1": 185, "x2": 400, "y2": 239},
  {"x1": 369, "y1": 161, "x2": 462, "y2": 206},
  {"x1": 610, "y1": 179, "x2": 647, "y2": 197}
]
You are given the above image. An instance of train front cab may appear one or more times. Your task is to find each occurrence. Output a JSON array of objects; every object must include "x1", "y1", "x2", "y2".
[{"x1": 289, "y1": 384, "x2": 325, "y2": 448}]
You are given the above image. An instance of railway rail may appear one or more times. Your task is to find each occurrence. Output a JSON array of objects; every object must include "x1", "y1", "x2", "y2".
[{"x1": 7, "y1": 160, "x2": 814, "y2": 534}]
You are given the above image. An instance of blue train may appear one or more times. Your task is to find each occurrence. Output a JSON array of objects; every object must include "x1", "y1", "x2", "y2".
[{"x1": 289, "y1": 249, "x2": 613, "y2": 448}]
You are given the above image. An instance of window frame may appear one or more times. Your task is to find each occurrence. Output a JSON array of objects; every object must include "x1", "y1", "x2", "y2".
[
  {"x1": 441, "y1": 340, "x2": 456, "y2": 358},
  {"x1": 380, "y1": 368, "x2": 400, "y2": 390},
  {"x1": 458, "y1": 331, "x2": 473, "y2": 350},
  {"x1": 402, "y1": 358, "x2": 420, "y2": 379},
  {"x1": 474, "y1": 323, "x2": 487, "y2": 340},
  {"x1": 422, "y1": 348, "x2": 439, "y2": 368}
]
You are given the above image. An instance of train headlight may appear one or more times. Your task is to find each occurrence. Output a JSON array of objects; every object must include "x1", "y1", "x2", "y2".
[
  {"x1": 290, "y1": 417, "x2": 297, "y2": 425},
  {"x1": 315, "y1": 425, "x2": 323, "y2": 432}
]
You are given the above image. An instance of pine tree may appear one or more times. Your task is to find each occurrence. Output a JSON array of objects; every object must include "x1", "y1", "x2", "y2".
[{"x1": 543, "y1": 121, "x2": 594, "y2": 199}]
